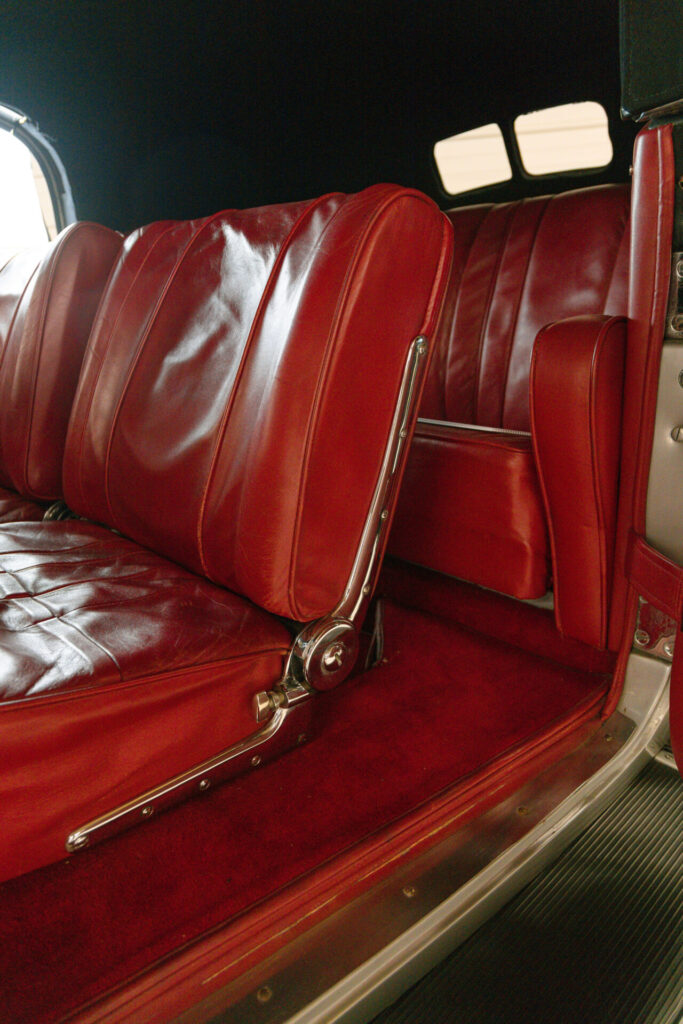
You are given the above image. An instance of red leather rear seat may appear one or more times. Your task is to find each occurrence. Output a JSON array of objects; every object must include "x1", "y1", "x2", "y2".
[
  {"x1": 389, "y1": 184, "x2": 631, "y2": 641},
  {"x1": 0, "y1": 224, "x2": 122, "y2": 522},
  {"x1": 0, "y1": 186, "x2": 453, "y2": 881}
]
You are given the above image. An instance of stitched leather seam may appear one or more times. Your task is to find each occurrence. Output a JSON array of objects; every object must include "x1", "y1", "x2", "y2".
[
  {"x1": 471, "y1": 204, "x2": 515, "y2": 426},
  {"x1": 195, "y1": 193, "x2": 343, "y2": 581},
  {"x1": 70, "y1": 222, "x2": 178, "y2": 517},
  {"x1": 102, "y1": 216, "x2": 230, "y2": 531},
  {"x1": 30, "y1": 594, "x2": 124, "y2": 679},
  {"x1": 0, "y1": 255, "x2": 42, "y2": 489},
  {"x1": 500, "y1": 195, "x2": 551, "y2": 429},
  {"x1": 443, "y1": 208, "x2": 490, "y2": 422},
  {"x1": 3, "y1": 646, "x2": 289, "y2": 708},
  {"x1": 22, "y1": 224, "x2": 103, "y2": 500},
  {"x1": 287, "y1": 188, "x2": 427, "y2": 620},
  {"x1": 632, "y1": 127, "x2": 674, "y2": 527},
  {"x1": 588, "y1": 320, "x2": 616, "y2": 649},
  {"x1": 286, "y1": 191, "x2": 392, "y2": 619}
]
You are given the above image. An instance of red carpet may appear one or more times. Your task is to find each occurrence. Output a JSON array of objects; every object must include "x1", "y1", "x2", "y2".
[{"x1": 0, "y1": 598, "x2": 610, "y2": 1023}]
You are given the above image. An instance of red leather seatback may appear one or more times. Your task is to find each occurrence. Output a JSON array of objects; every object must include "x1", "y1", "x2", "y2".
[
  {"x1": 0, "y1": 224, "x2": 122, "y2": 501},
  {"x1": 63, "y1": 186, "x2": 453, "y2": 622},
  {"x1": 421, "y1": 185, "x2": 631, "y2": 431}
]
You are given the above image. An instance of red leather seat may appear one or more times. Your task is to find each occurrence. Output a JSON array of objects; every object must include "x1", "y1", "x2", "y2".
[
  {"x1": 0, "y1": 185, "x2": 453, "y2": 881},
  {"x1": 0, "y1": 224, "x2": 122, "y2": 522},
  {"x1": 389, "y1": 184, "x2": 631, "y2": 644}
]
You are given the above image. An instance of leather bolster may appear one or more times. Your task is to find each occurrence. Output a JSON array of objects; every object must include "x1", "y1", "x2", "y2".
[{"x1": 530, "y1": 315, "x2": 626, "y2": 649}]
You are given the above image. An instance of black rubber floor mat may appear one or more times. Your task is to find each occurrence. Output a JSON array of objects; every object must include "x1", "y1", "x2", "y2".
[{"x1": 372, "y1": 760, "x2": 683, "y2": 1024}]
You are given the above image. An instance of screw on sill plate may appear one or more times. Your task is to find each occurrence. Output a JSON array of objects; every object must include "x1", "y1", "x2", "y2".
[
  {"x1": 256, "y1": 985, "x2": 273, "y2": 1004},
  {"x1": 402, "y1": 884, "x2": 417, "y2": 899},
  {"x1": 517, "y1": 805, "x2": 530, "y2": 816}
]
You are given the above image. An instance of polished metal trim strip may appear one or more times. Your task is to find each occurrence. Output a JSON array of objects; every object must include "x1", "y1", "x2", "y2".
[
  {"x1": 418, "y1": 417, "x2": 532, "y2": 438},
  {"x1": 332, "y1": 334, "x2": 430, "y2": 626},
  {"x1": 65, "y1": 698, "x2": 312, "y2": 853}
]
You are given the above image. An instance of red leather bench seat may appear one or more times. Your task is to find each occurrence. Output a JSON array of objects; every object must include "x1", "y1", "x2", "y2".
[
  {"x1": 0, "y1": 224, "x2": 122, "y2": 522},
  {"x1": 390, "y1": 184, "x2": 631, "y2": 614},
  {"x1": 0, "y1": 185, "x2": 453, "y2": 881}
]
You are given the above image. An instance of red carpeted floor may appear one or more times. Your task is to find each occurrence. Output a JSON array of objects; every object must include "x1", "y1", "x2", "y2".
[{"x1": 1, "y1": 597, "x2": 611, "y2": 1023}]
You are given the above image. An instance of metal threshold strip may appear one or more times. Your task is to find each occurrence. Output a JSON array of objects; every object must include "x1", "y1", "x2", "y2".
[
  {"x1": 372, "y1": 758, "x2": 683, "y2": 1024},
  {"x1": 151, "y1": 653, "x2": 670, "y2": 1024}
]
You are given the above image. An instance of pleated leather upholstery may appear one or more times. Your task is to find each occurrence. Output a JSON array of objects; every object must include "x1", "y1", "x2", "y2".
[
  {"x1": 63, "y1": 186, "x2": 453, "y2": 621},
  {"x1": 0, "y1": 223, "x2": 122, "y2": 508},
  {"x1": 390, "y1": 184, "x2": 631, "y2": 608}
]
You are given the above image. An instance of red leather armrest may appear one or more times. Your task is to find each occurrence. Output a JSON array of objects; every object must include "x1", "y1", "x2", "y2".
[{"x1": 530, "y1": 315, "x2": 626, "y2": 649}]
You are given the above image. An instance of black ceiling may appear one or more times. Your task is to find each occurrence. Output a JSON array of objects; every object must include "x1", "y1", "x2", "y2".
[{"x1": 1, "y1": 0, "x2": 635, "y2": 231}]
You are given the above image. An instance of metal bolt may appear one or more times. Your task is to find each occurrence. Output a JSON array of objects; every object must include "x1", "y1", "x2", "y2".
[
  {"x1": 363, "y1": 584, "x2": 371, "y2": 595},
  {"x1": 672, "y1": 427, "x2": 683, "y2": 442},
  {"x1": 634, "y1": 629, "x2": 650, "y2": 647},
  {"x1": 517, "y1": 805, "x2": 530, "y2": 816},
  {"x1": 380, "y1": 508, "x2": 389, "y2": 520},
  {"x1": 198, "y1": 778, "x2": 211, "y2": 791},
  {"x1": 141, "y1": 805, "x2": 154, "y2": 818},
  {"x1": 402, "y1": 885, "x2": 417, "y2": 899},
  {"x1": 604, "y1": 732, "x2": 613, "y2": 742},
  {"x1": 671, "y1": 315, "x2": 683, "y2": 333},
  {"x1": 251, "y1": 755, "x2": 262, "y2": 768},
  {"x1": 256, "y1": 985, "x2": 273, "y2": 1004},
  {"x1": 322, "y1": 641, "x2": 346, "y2": 670}
]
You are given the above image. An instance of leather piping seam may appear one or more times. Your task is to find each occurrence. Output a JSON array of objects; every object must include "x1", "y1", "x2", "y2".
[
  {"x1": 287, "y1": 189, "x2": 438, "y2": 620},
  {"x1": 70, "y1": 222, "x2": 179, "y2": 516},
  {"x1": 0, "y1": 255, "x2": 43, "y2": 490},
  {"x1": 588, "y1": 318, "x2": 621, "y2": 649},
  {"x1": 632, "y1": 125, "x2": 675, "y2": 527},
  {"x1": 1, "y1": 646, "x2": 289, "y2": 708},
  {"x1": 471, "y1": 203, "x2": 516, "y2": 427},
  {"x1": 195, "y1": 192, "x2": 345, "y2": 578},
  {"x1": 21, "y1": 224, "x2": 85, "y2": 501},
  {"x1": 443, "y1": 206, "x2": 492, "y2": 423},
  {"x1": 499, "y1": 196, "x2": 551, "y2": 430},
  {"x1": 26, "y1": 225, "x2": 123, "y2": 502},
  {"x1": 102, "y1": 214, "x2": 231, "y2": 530},
  {"x1": 287, "y1": 189, "x2": 400, "y2": 620}
]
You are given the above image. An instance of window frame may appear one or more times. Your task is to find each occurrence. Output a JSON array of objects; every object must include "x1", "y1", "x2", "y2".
[{"x1": 0, "y1": 103, "x2": 76, "y2": 234}]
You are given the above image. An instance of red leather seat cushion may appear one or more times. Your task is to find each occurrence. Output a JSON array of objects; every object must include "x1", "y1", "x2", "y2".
[
  {"x1": 390, "y1": 422, "x2": 549, "y2": 598},
  {"x1": 0, "y1": 485, "x2": 45, "y2": 523},
  {"x1": 0, "y1": 520, "x2": 290, "y2": 881}
]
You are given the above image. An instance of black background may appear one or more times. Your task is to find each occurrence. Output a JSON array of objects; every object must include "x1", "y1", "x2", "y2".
[{"x1": 1, "y1": 0, "x2": 636, "y2": 232}]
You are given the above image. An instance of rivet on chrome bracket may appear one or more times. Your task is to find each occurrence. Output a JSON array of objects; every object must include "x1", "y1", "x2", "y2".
[{"x1": 634, "y1": 629, "x2": 650, "y2": 648}]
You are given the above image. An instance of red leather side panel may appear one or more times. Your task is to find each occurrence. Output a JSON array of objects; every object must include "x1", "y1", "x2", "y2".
[
  {"x1": 531, "y1": 316, "x2": 626, "y2": 648},
  {"x1": 389, "y1": 422, "x2": 548, "y2": 598},
  {"x1": 63, "y1": 188, "x2": 453, "y2": 621},
  {"x1": 0, "y1": 520, "x2": 290, "y2": 881},
  {"x1": 0, "y1": 224, "x2": 122, "y2": 501},
  {"x1": 608, "y1": 126, "x2": 676, "y2": 651}
]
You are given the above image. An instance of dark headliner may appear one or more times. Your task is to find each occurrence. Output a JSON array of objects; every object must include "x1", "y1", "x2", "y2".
[{"x1": 2, "y1": 0, "x2": 634, "y2": 230}]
